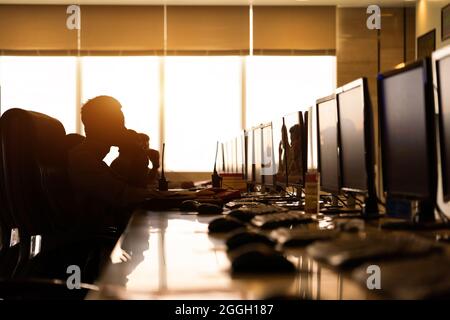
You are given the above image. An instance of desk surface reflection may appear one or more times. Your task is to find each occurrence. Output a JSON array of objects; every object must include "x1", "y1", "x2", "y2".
[{"x1": 87, "y1": 210, "x2": 375, "y2": 300}]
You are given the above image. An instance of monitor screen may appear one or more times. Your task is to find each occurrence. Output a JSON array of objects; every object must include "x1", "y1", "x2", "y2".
[
  {"x1": 317, "y1": 97, "x2": 340, "y2": 193},
  {"x1": 231, "y1": 137, "x2": 237, "y2": 173},
  {"x1": 261, "y1": 123, "x2": 275, "y2": 186},
  {"x1": 337, "y1": 85, "x2": 367, "y2": 192},
  {"x1": 237, "y1": 132, "x2": 245, "y2": 175},
  {"x1": 437, "y1": 55, "x2": 450, "y2": 200},
  {"x1": 217, "y1": 142, "x2": 225, "y2": 174},
  {"x1": 379, "y1": 63, "x2": 433, "y2": 199},
  {"x1": 254, "y1": 126, "x2": 263, "y2": 185},
  {"x1": 273, "y1": 112, "x2": 305, "y2": 187},
  {"x1": 246, "y1": 129, "x2": 254, "y2": 182},
  {"x1": 225, "y1": 141, "x2": 232, "y2": 173}
]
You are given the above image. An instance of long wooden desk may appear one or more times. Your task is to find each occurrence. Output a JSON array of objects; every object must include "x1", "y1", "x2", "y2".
[{"x1": 85, "y1": 209, "x2": 393, "y2": 300}]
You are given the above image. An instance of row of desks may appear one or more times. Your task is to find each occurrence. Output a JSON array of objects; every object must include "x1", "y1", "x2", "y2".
[{"x1": 86, "y1": 210, "x2": 392, "y2": 300}]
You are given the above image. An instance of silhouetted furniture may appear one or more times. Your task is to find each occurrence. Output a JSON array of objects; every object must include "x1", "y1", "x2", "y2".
[{"x1": 0, "y1": 109, "x2": 113, "y2": 299}]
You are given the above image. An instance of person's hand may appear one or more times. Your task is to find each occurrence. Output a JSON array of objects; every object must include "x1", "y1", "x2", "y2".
[{"x1": 147, "y1": 149, "x2": 160, "y2": 169}]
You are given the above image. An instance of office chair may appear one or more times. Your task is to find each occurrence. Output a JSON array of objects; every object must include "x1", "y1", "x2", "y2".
[
  {"x1": 0, "y1": 109, "x2": 107, "y2": 298},
  {"x1": 0, "y1": 135, "x2": 22, "y2": 279}
]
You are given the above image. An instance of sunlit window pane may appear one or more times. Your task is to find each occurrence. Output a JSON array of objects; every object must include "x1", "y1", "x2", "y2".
[
  {"x1": 164, "y1": 57, "x2": 242, "y2": 172},
  {"x1": 246, "y1": 56, "x2": 336, "y2": 169},
  {"x1": 0, "y1": 56, "x2": 77, "y2": 133},
  {"x1": 81, "y1": 56, "x2": 160, "y2": 164}
]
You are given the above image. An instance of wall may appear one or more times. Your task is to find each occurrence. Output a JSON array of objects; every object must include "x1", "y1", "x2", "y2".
[
  {"x1": 337, "y1": 6, "x2": 416, "y2": 199},
  {"x1": 416, "y1": 0, "x2": 450, "y2": 51}
]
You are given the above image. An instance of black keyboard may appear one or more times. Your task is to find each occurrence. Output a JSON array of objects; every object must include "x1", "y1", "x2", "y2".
[
  {"x1": 306, "y1": 232, "x2": 441, "y2": 268},
  {"x1": 251, "y1": 211, "x2": 314, "y2": 230},
  {"x1": 271, "y1": 228, "x2": 339, "y2": 247},
  {"x1": 320, "y1": 206, "x2": 361, "y2": 215},
  {"x1": 227, "y1": 204, "x2": 288, "y2": 222}
]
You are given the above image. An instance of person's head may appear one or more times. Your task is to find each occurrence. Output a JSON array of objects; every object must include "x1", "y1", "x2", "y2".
[{"x1": 81, "y1": 96, "x2": 126, "y2": 146}]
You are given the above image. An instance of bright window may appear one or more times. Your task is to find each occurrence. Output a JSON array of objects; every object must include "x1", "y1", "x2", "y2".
[
  {"x1": 164, "y1": 57, "x2": 242, "y2": 172},
  {"x1": 0, "y1": 56, "x2": 77, "y2": 133},
  {"x1": 81, "y1": 56, "x2": 160, "y2": 164},
  {"x1": 246, "y1": 56, "x2": 336, "y2": 126},
  {"x1": 246, "y1": 56, "x2": 336, "y2": 168}
]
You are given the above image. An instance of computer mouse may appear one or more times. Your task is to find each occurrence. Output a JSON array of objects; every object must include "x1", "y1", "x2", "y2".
[
  {"x1": 180, "y1": 200, "x2": 200, "y2": 211},
  {"x1": 231, "y1": 247, "x2": 296, "y2": 274},
  {"x1": 226, "y1": 231, "x2": 276, "y2": 252},
  {"x1": 197, "y1": 203, "x2": 223, "y2": 215},
  {"x1": 208, "y1": 217, "x2": 246, "y2": 233}
]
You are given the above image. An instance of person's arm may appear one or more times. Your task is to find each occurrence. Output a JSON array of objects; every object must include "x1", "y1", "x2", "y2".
[{"x1": 69, "y1": 151, "x2": 157, "y2": 207}]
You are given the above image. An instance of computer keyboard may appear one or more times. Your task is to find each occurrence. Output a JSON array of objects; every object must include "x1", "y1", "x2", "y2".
[
  {"x1": 227, "y1": 204, "x2": 288, "y2": 222},
  {"x1": 251, "y1": 211, "x2": 314, "y2": 230},
  {"x1": 271, "y1": 228, "x2": 339, "y2": 247},
  {"x1": 306, "y1": 232, "x2": 441, "y2": 268},
  {"x1": 320, "y1": 206, "x2": 361, "y2": 215}
]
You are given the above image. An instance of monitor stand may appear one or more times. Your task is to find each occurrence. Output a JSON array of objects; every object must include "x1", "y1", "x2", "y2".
[{"x1": 360, "y1": 193, "x2": 382, "y2": 220}]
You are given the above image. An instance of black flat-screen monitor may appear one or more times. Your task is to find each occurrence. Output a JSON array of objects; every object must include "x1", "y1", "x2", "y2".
[
  {"x1": 246, "y1": 128, "x2": 255, "y2": 183},
  {"x1": 316, "y1": 94, "x2": 341, "y2": 194},
  {"x1": 231, "y1": 137, "x2": 237, "y2": 173},
  {"x1": 337, "y1": 78, "x2": 375, "y2": 194},
  {"x1": 217, "y1": 142, "x2": 225, "y2": 174},
  {"x1": 254, "y1": 125, "x2": 263, "y2": 185},
  {"x1": 378, "y1": 58, "x2": 436, "y2": 202},
  {"x1": 261, "y1": 123, "x2": 275, "y2": 187},
  {"x1": 273, "y1": 111, "x2": 307, "y2": 187},
  {"x1": 237, "y1": 131, "x2": 246, "y2": 176},
  {"x1": 433, "y1": 46, "x2": 450, "y2": 201}
]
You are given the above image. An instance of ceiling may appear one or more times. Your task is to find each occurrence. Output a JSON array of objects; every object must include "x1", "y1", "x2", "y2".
[{"x1": 0, "y1": 0, "x2": 418, "y2": 7}]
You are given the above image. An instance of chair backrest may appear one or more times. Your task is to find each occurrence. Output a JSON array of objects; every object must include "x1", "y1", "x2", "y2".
[{"x1": 0, "y1": 109, "x2": 71, "y2": 240}]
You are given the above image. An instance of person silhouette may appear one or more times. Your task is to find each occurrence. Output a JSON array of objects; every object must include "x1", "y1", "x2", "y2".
[{"x1": 68, "y1": 96, "x2": 161, "y2": 231}]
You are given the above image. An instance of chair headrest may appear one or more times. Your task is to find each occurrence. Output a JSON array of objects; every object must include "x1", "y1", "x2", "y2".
[
  {"x1": 1, "y1": 108, "x2": 67, "y2": 166},
  {"x1": 0, "y1": 108, "x2": 67, "y2": 235}
]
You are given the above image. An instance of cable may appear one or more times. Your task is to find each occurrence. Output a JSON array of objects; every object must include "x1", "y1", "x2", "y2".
[
  {"x1": 376, "y1": 197, "x2": 386, "y2": 208},
  {"x1": 335, "y1": 195, "x2": 347, "y2": 207},
  {"x1": 341, "y1": 193, "x2": 364, "y2": 208},
  {"x1": 436, "y1": 204, "x2": 450, "y2": 224}
]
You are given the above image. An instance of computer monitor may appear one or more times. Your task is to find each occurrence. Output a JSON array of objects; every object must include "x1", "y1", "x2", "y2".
[
  {"x1": 316, "y1": 94, "x2": 341, "y2": 194},
  {"x1": 336, "y1": 78, "x2": 378, "y2": 215},
  {"x1": 261, "y1": 122, "x2": 275, "y2": 187},
  {"x1": 273, "y1": 111, "x2": 308, "y2": 188},
  {"x1": 246, "y1": 128, "x2": 255, "y2": 183},
  {"x1": 217, "y1": 142, "x2": 225, "y2": 174},
  {"x1": 222, "y1": 140, "x2": 228, "y2": 173},
  {"x1": 227, "y1": 139, "x2": 234, "y2": 173},
  {"x1": 254, "y1": 125, "x2": 263, "y2": 185},
  {"x1": 237, "y1": 130, "x2": 246, "y2": 177},
  {"x1": 378, "y1": 58, "x2": 437, "y2": 222},
  {"x1": 231, "y1": 137, "x2": 237, "y2": 173},
  {"x1": 433, "y1": 45, "x2": 450, "y2": 202}
]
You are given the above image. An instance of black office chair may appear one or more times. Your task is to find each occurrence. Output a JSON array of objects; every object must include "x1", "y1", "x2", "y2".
[
  {"x1": 0, "y1": 129, "x2": 22, "y2": 279},
  {"x1": 0, "y1": 109, "x2": 105, "y2": 298}
]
